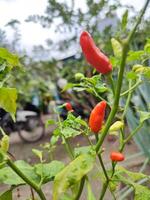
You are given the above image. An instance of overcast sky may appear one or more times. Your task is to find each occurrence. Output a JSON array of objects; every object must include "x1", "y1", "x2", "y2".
[{"x1": 0, "y1": 0, "x2": 148, "y2": 59}]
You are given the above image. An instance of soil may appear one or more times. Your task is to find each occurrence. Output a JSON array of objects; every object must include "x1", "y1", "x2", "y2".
[{"x1": 0, "y1": 115, "x2": 146, "y2": 200}]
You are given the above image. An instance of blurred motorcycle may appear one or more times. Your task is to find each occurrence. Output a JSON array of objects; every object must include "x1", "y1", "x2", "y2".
[{"x1": 0, "y1": 107, "x2": 45, "y2": 143}]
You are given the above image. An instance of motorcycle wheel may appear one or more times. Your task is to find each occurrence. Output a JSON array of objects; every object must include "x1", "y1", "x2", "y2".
[{"x1": 17, "y1": 116, "x2": 45, "y2": 143}]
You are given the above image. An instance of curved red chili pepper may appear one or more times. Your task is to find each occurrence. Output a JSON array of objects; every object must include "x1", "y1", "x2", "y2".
[
  {"x1": 89, "y1": 101, "x2": 106, "y2": 133},
  {"x1": 110, "y1": 152, "x2": 125, "y2": 162},
  {"x1": 80, "y1": 31, "x2": 112, "y2": 74}
]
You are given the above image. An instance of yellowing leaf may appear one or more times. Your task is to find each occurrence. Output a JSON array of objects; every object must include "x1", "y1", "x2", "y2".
[{"x1": 53, "y1": 154, "x2": 95, "y2": 200}]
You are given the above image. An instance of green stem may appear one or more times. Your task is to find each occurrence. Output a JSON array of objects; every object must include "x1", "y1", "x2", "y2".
[
  {"x1": 7, "y1": 159, "x2": 46, "y2": 200},
  {"x1": 95, "y1": 134, "x2": 109, "y2": 181},
  {"x1": 139, "y1": 158, "x2": 149, "y2": 173},
  {"x1": 74, "y1": 176, "x2": 86, "y2": 200},
  {"x1": 122, "y1": 80, "x2": 133, "y2": 119},
  {"x1": 57, "y1": 113, "x2": 74, "y2": 159},
  {"x1": 120, "y1": 79, "x2": 142, "y2": 97},
  {"x1": 125, "y1": 122, "x2": 144, "y2": 143},
  {"x1": 62, "y1": 135, "x2": 74, "y2": 159},
  {"x1": 99, "y1": 182, "x2": 108, "y2": 200},
  {"x1": 107, "y1": 73, "x2": 115, "y2": 95},
  {"x1": 127, "y1": 0, "x2": 150, "y2": 43}
]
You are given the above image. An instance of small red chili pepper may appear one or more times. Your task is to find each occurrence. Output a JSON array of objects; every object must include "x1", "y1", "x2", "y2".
[
  {"x1": 65, "y1": 102, "x2": 73, "y2": 111},
  {"x1": 89, "y1": 101, "x2": 106, "y2": 133},
  {"x1": 80, "y1": 31, "x2": 112, "y2": 74},
  {"x1": 110, "y1": 152, "x2": 125, "y2": 162}
]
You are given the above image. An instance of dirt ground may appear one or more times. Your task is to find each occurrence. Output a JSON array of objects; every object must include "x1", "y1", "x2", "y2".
[{"x1": 0, "y1": 115, "x2": 146, "y2": 200}]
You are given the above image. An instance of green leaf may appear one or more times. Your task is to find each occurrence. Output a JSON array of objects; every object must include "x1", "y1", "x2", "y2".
[
  {"x1": 0, "y1": 160, "x2": 40, "y2": 186},
  {"x1": 111, "y1": 38, "x2": 122, "y2": 57},
  {"x1": 62, "y1": 83, "x2": 75, "y2": 92},
  {"x1": 0, "y1": 87, "x2": 17, "y2": 121},
  {"x1": 0, "y1": 190, "x2": 12, "y2": 200},
  {"x1": 45, "y1": 119, "x2": 56, "y2": 128},
  {"x1": 115, "y1": 166, "x2": 146, "y2": 182},
  {"x1": 126, "y1": 71, "x2": 137, "y2": 80},
  {"x1": 32, "y1": 149, "x2": 43, "y2": 162},
  {"x1": 144, "y1": 41, "x2": 150, "y2": 53},
  {"x1": 60, "y1": 194, "x2": 74, "y2": 200},
  {"x1": 0, "y1": 134, "x2": 9, "y2": 153},
  {"x1": 50, "y1": 135, "x2": 59, "y2": 145},
  {"x1": 121, "y1": 10, "x2": 128, "y2": 30},
  {"x1": 61, "y1": 127, "x2": 80, "y2": 138},
  {"x1": 74, "y1": 146, "x2": 96, "y2": 157},
  {"x1": 134, "y1": 184, "x2": 150, "y2": 200},
  {"x1": 0, "y1": 149, "x2": 7, "y2": 164},
  {"x1": 127, "y1": 51, "x2": 144, "y2": 62},
  {"x1": 52, "y1": 154, "x2": 95, "y2": 200},
  {"x1": 139, "y1": 111, "x2": 150, "y2": 123},
  {"x1": 86, "y1": 181, "x2": 96, "y2": 200},
  {"x1": 34, "y1": 161, "x2": 65, "y2": 184},
  {"x1": 0, "y1": 48, "x2": 20, "y2": 67},
  {"x1": 109, "y1": 56, "x2": 120, "y2": 68}
]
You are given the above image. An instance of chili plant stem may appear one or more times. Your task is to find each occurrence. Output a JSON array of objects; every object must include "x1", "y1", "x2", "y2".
[
  {"x1": 7, "y1": 159, "x2": 46, "y2": 200},
  {"x1": 107, "y1": 73, "x2": 115, "y2": 95},
  {"x1": 125, "y1": 122, "x2": 144, "y2": 143},
  {"x1": 120, "y1": 79, "x2": 142, "y2": 97},
  {"x1": 57, "y1": 113, "x2": 74, "y2": 159},
  {"x1": 74, "y1": 176, "x2": 86, "y2": 200},
  {"x1": 122, "y1": 80, "x2": 133, "y2": 119},
  {"x1": 95, "y1": 134, "x2": 109, "y2": 181},
  {"x1": 97, "y1": 1, "x2": 150, "y2": 199},
  {"x1": 99, "y1": 182, "x2": 108, "y2": 200}
]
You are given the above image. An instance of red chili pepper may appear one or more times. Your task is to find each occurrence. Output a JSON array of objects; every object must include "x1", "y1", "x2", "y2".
[
  {"x1": 80, "y1": 31, "x2": 112, "y2": 74},
  {"x1": 65, "y1": 102, "x2": 73, "y2": 111},
  {"x1": 89, "y1": 101, "x2": 106, "y2": 133},
  {"x1": 110, "y1": 152, "x2": 125, "y2": 162}
]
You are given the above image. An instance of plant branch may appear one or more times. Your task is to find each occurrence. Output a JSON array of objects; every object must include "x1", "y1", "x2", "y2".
[
  {"x1": 74, "y1": 176, "x2": 86, "y2": 200},
  {"x1": 7, "y1": 159, "x2": 46, "y2": 200},
  {"x1": 95, "y1": 134, "x2": 109, "y2": 181},
  {"x1": 125, "y1": 122, "x2": 144, "y2": 143},
  {"x1": 120, "y1": 79, "x2": 142, "y2": 97},
  {"x1": 122, "y1": 80, "x2": 133, "y2": 119}
]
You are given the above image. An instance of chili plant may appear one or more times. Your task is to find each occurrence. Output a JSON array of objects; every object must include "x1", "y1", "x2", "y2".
[{"x1": 0, "y1": 0, "x2": 150, "y2": 200}]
